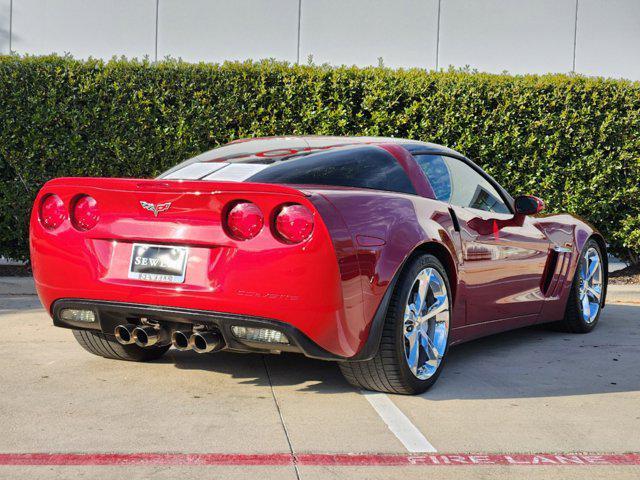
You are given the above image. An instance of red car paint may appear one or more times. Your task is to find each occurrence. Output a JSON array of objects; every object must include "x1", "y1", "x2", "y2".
[{"x1": 29, "y1": 136, "x2": 606, "y2": 358}]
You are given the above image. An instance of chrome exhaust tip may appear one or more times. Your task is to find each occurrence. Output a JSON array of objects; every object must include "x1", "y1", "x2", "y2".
[
  {"x1": 132, "y1": 325, "x2": 167, "y2": 347},
  {"x1": 189, "y1": 331, "x2": 224, "y2": 354},
  {"x1": 171, "y1": 330, "x2": 192, "y2": 351},
  {"x1": 114, "y1": 324, "x2": 137, "y2": 345}
]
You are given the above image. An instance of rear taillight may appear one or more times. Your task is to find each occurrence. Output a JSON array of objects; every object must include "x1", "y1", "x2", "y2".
[
  {"x1": 225, "y1": 201, "x2": 264, "y2": 240},
  {"x1": 71, "y1": 195, "x2": 100, "y2": 231},
  {"x1": 274, "y1": 204, "x2": 314, "y2": 243},
  {"x1": 39, "y1": 194, "x2": 66, "y2": 230}
]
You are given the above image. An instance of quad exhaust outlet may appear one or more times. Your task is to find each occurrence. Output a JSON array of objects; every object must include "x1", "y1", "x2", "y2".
[
  {"x1": 132, "y1": 325, "x2": 169, "y2": 347},
  {"x1": 114, "y1": 324, "x2": 137, "y2": 345},
  {"x1": 189, "y1": 331, "x2": 224, "y2": 353},
  {"x1": 115, "y1": 324, "x2": 170, "y2": 347},
  {"x1": 171, "y1": 330, "x2": 192, "y2": 351},
  {"x1": 116, "y1": 324, "x2": 224, "y2": 353}
]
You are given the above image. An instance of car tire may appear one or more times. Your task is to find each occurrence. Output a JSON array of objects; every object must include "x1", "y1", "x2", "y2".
[
  {"x1": 557, "y1": 238, "x2": 606, "y2": 333},
  {"x1": 72, "y1": 330, "x2": 170, "y2": 362},
  {"x1": 339, "y1": 254, "x2": 452, "y2": 394}
]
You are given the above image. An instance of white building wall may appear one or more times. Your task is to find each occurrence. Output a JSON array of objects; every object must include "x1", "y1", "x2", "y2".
[
  {"x1": 4, "y1": 0, "x2": 640, "y2": 80},
  {"x1": 299, "y1": 0, "x2": 439, "y2": 69},
  {"x1": 575, "y1": 0, "x2": 640, "y2": 81},
  {"x1": 11, "y1": 0, "x2": 156, "y2": 59},
  {"x1": 0, "y1": 0, "x2": 9, "y2": 54},
  {"x1": 157, "y1": 0, "x2": 299, "y2": 63},
  {"x1": 438, "y1": 0, "x2": 576, "y2": 74}
]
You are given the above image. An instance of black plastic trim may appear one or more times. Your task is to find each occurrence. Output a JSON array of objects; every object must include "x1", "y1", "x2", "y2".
[
  {"x1": 51, "y1": 299, "x2": 344, "y2": 361},
  {"x1": 541, "y1": 249, "x2": 559, "y2": 295},
  {"x1": 448, "y1": 207, "x2": 461, "y2": 232}
]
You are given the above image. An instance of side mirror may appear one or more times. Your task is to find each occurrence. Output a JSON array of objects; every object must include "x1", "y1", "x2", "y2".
[{"x1": 514, "y1": 195, "x2": 545, "y2": 215}]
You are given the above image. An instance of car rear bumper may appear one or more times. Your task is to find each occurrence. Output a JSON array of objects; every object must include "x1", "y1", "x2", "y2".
[
  {"x1": 30, "y1": 178, "x2": 375, "y2": 359},
  {"x1": 52, "y1": 299, "x2": 345, "y2": 360}
]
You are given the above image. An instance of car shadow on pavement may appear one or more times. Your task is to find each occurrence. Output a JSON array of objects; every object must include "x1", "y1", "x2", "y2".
[
  {"x1": 426, "y1": 304, "x2": 640, "y2": 400},
  {"x1": 160, "y1": 304, "x2": 639, "y2": 399},
  {"x1": 165, "y1": 349, "x2": 355, "y2": 394}
]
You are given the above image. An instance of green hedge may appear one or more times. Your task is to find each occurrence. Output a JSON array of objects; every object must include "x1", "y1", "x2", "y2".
[{"x1": 1, "y1": 55, "x2": 639, "y2": 263}]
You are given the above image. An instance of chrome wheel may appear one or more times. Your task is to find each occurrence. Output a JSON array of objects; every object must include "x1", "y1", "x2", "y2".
[
  {"x1": 578, "y1": 247, "x2": 603, "y2": 324},
  {"x1": 403, "y1": 268, "x2": 450, "y2": 380}
]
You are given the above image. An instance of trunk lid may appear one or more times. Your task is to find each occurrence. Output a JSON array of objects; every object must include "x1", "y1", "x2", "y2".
[{"x1": 41, "y1": 177, "x2": 308, "y2": 247}]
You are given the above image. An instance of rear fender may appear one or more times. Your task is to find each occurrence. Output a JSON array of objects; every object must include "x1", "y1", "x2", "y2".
[
  {"x1": 313, "y1": 189, "x2": 460, "y2": 360},
  {"x1": 346, "y1": 234, "x2": 459, "y2": 362}
]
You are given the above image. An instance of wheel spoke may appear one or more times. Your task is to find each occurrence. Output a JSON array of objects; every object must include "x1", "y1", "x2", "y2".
[
  {"x1": 433, "y1": 323, "x2": 447, "y2": 353},
  {"x1": 581, "y1": 288, "x2": 591, "y2": 321},
  {"x1": 405, "y1": 299, "x2": 419, "y2": 321},
  {"x1": 586, "y1": 254, "x2": 600, "y2": 281},
  {"x1": 406, "y1": 329, "x2": 420, "y2": 374},
  {"x1": 587, "y1": 284, "x2": 601, "y2": 301},
  {"x1": 403, "y1": 308, "x2": 416, "y2": 338},
  {"x1": 423, "y1": 293, "x2": 448, "y2": 321},
  {"x1": 415, "y1": 270, "x2": 432, "y2": 314},
  {"x1": 420, "y1": 331, "x2": 439, "y2": 368},
  {"x1": 580, "y1": 260, "x2": 588, "y2": 280}
]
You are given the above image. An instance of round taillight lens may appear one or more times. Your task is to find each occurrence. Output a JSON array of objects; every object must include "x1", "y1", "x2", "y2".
[
  {"x1": 226, "y1": 201, "x2": 264, "y2": 240},
  {"x1": 274, "y1": 204, "x2": 314, "y2": 243},
  {"x1": 72, "y1": 195, "x2": 100, "y2": 231},
  {"x1": 39, "y1": 194, "x2": 66, "y2": 230}
]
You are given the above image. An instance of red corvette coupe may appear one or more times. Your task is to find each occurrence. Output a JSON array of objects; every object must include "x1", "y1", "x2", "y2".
[{"x1": 30, "y1": 136, "x2": 607, "y2": 394}]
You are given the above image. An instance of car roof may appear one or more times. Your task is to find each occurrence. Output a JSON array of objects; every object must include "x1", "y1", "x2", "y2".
[
  {"x1": 159, "y1": 135, "x2": 515, "y2": 211},
  {"x1": 171, "y1": 135, "x2": 463, "y2": 168},
  {"x1": 227, "y1": 135, "x2": 462, "y2": 156}
]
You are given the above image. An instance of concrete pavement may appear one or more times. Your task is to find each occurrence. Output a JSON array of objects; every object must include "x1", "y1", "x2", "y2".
[{"x1": 0, "y1": 281, "x2": 638, "y2": 479}]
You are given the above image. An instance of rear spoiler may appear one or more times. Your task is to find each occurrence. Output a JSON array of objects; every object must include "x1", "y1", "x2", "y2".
[{"x1": 43, "y1": 177, "x2": 308, "y2": 197}]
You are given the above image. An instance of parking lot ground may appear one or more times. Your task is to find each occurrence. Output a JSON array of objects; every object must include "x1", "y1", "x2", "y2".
[
  {"x1": 1, "y1": 464, "x2": 640, "y2": 480},
  {"x1": 393, "y1": 303, "x2": 640, "y2": 453},
  {"x1": 0, "y1": 288, "x2": 639, "y2": 480}
]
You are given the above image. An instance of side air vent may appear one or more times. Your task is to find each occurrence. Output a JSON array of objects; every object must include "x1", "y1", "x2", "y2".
[
  {"x1": 448, "y1": 207, "x2": 461, "y2": 232},
  {"x1": 540, "y1": 249, "x2": 559, "y2": 295}
]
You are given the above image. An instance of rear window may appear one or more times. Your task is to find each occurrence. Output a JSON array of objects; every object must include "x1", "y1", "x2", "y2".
[{"x1": 162, "y1": 145, "x2": 417, "y2": 195}]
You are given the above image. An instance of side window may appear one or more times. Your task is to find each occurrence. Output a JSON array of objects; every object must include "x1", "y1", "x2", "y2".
[
  {"x1": 415, "y1": 155, "x2": 452, "y2": 202},
  {"x1": 442, "y1": 157, "x2": 510, "y2": 214}
]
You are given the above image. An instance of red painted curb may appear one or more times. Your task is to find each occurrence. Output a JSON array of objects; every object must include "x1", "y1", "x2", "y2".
[
  {"x1": 297, "y1": 453, "x2": 640, "y2": 466},
  {"x1": 0, "y1": 453, "x2": 639, "y2": 467},
  {"x1": 0, "y1": 453, "x2": 292, "y2": 466}
]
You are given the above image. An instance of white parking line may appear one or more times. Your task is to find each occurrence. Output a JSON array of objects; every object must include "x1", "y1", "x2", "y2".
[{"x1": 362, "y1": 391, "x2": 437, "y2": 453}]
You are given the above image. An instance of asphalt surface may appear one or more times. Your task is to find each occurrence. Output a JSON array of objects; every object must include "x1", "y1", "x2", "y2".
[{"x1": 0, "y1": 281, "x2": 638, "y2": 479}]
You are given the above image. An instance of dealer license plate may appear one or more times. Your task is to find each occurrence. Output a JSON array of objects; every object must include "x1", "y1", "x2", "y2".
[{"x1": 128, "y1": 243, "x2": 188, "y2": 284}]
